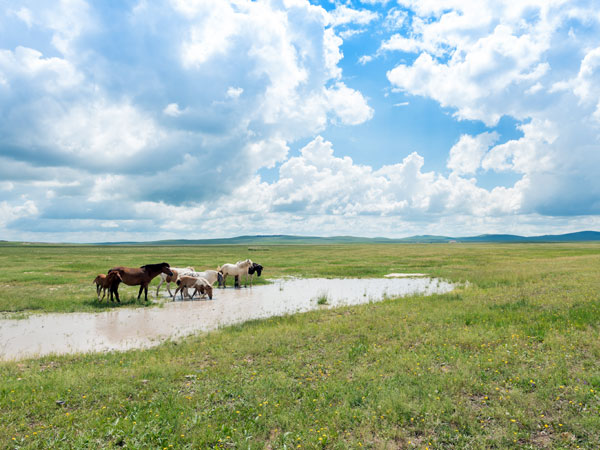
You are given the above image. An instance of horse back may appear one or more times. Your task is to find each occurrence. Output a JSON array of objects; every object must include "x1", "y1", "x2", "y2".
[{"x1": 108, "y1": 266, "x2": 145, "y2": 286}]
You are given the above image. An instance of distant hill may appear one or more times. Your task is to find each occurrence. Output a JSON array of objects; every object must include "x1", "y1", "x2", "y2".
[
  {"x1": 528, "y1": 231, "x2": 600, "y2": 242},
  {"x1": 95, "y1": 235, "x2": 400, "y2": 245},
  {"x1": 453, "y1": 231, "x2": 600, "y2": 243},
  {"x1": 94, "y1": 231, "x2": 600, "y2": 245}
]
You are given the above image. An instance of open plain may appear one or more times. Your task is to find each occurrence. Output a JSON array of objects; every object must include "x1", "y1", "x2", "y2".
[{"x1": 1, "y1": 242, "x2": 599, "y2": 448}]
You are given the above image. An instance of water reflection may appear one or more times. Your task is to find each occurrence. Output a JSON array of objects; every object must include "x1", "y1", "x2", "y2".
[{"x1": 0, "y1": 277, "x2": 455, "y2": 360}]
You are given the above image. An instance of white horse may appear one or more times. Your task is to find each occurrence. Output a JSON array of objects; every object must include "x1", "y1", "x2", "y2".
[
  {"x1": 156, "y1": 266, "x2": 195, "y2": 297},
  {"x1": 186, "y1": 270, "x2": 223, "y2": 286},
  {"x1": 218, "y1": 259, "x2": 252, "y2": 288}
]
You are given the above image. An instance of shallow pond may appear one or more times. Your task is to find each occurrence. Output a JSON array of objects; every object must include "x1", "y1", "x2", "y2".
[{"x1": 0, "y1": 276, "x2": 455, "y2": 360}]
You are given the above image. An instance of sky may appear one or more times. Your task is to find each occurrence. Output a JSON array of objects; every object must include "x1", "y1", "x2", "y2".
[{"x1": 1, "y1": 0, "x2": 600, "y2": 242}]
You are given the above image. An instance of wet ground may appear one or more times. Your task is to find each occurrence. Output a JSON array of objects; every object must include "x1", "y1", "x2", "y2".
[{"x1": 0, "y1": 276, "x2": 455, "y2": 360}]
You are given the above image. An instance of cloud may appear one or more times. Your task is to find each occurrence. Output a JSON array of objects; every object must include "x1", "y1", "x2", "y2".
[
  {"x1": 359, "y1": 0, "x2": 391, "y2": 5},
  {"x1": 386, "y1": 26, "x2": 552, "y2": 125},
  {"x1": 88, "y1": 135, "x2": 568, "y2": 241},
  {"x1": 570, "y1": 46, "x2": 600, "y2": 122},
  {"x1": 328, "y1": 5, "x2": 379, "y2": 27},
  {"x1": 447, "y1": 132, "x2": 499, "y2": 175},
  {"x1": 380, "y1": 34, "x2": 432, "y2": 54},
  {"x1": 259, "y1": 136, "x2": 521, "y2": 218},
  {"x1": 9, "y1": 7, "x2": 33, "y2": 28},
  {"x1": 226, "y1": 86, "x2": 243, "y2": 99},
  {"x1": 358, "y1": 55, "x2": 373, "y2": 65},
  {"x1": 0, "y1": 0, "x2": 373, "y2": 213},
  {"x1": 2, "y1": 0, "x2": 600, "y2": 241},
  {"x1": 383, "y1": 0, "x2": 600, "y2": 218},
  {"x1": 0, "y1": 200, "x2": 38, "y2": 228},
  {"x1": 163, "y1": 103, "x2": 185, "y2": 117},
  {"x1": 383, "y1": 7, "x2": 408, "y2": 30},
  {"x1": 325, "y1": 82, "x2": 374, "y2": 125},
  {"x1": 4, "y1": 132, "x2": 598, "y2": 241}
]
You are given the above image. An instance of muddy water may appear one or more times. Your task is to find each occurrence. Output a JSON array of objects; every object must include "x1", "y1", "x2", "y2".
[{"x1": 0, "y1": 277, "x2": 454, "y2": 360}]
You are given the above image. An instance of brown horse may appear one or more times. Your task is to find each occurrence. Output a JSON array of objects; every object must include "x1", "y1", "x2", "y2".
[
  {"x1": 93, "y1": 271, "x2": 123, "y2": 302},
  {"x1": 108, "y1": 262, "x2": 173, "y2": 302}
]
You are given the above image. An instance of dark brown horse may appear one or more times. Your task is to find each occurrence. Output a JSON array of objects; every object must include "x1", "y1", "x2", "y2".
[{"x1": 108, "y1": 262, "x2": 173, "y2": 302}]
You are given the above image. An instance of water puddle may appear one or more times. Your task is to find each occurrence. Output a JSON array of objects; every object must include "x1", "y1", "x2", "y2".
[{"x1": 0, "y1": 277, "x2": 455, "y2": 360}]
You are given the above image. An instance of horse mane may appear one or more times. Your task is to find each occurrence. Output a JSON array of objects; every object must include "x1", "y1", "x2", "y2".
[{"x1": 140, "y1": 262, "x2": 170, "y2": 270}]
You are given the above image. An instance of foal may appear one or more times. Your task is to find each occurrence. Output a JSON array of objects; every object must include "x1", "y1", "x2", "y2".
[{"x1": 93, "y1": 271, "x2": 123, "y2": 302}]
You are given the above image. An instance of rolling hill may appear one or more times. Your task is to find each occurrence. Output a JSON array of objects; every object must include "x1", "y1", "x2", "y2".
[{"x1": 93, "y1": 231, "x2": 600, "y2": 245}]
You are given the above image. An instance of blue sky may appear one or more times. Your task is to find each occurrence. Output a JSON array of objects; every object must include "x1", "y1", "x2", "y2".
[{"x1": 1, "y1": 0, "x2": 600, "y2": 242}]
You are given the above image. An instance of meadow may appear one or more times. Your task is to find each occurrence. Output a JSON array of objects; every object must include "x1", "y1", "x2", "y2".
[{"x1": 0, "y1": 242, "x2": 599, "y2": 448}]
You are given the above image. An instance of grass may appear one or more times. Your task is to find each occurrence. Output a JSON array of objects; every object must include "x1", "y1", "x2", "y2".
[
  {"x1": 1, "y1": 242, "x2": 598, "y2": 314},
  {"x1": 317, "y1": 294, "x2": 329, "y2": 305},
  {"x1": 0, "y1": 243, "x2": 600, "y2": 448}
]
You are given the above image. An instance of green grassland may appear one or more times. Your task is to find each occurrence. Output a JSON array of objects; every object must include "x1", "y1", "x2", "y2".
[{"x1": 1, "y1": 243, "x2": 600, "y2": 448}]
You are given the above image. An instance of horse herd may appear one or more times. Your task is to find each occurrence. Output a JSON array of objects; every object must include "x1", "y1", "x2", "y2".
[{"x1": 92, "y1": 259, "x2": 264, "y2": 303}]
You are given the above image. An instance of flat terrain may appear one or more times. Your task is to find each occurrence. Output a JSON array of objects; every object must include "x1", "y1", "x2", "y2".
[{"x1": 1, "y1": 243, "x2": 599, "y2": 448}]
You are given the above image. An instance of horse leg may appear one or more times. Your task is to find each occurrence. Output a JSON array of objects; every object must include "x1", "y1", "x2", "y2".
[
  {"x1": 222, "y1": 274, "x2": 227, "y2": 288},
  {"x1": 111, "y1": 285, "x2": 120, "y2": 303},
  {"x1": 137, "y1": 285, "x2": 144, "y2": 300},
  {"x1": 156, "y1": 278, "x2": 164, "y2": 297},
  {"x1": 167, "y1": 282, "x2": 174, "y2": 297},
  {"x1": 234, "y1": 275, "x2": 240, "y2": 288},
  {"x1": 174, "y1": 286, "x2": 185, "y2": 301},
  {"x1": 144, "y1": 285, "x2": 149, "y2": 301}
]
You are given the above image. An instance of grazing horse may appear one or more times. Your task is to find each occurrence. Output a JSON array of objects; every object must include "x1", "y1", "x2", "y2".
[
  {"x1": 218, "y1": 259, "x2": 252, "y2": 288},
  {"x1": 179, "y1": 270, "x2": 223, "y2": 298},
  {"x1": 173, "y1": 276, "x2": 213, "y2": 301},
  {"x1": 108, "y1": 262, "x2": 173, "y2": 302}
]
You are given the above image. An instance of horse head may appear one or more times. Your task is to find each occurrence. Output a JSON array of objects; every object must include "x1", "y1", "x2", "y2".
[
  {"x1": 108, "y1": 271, "x2": 123, "y2": 283},
  {"x1": 141, "y1": 262, "x2": 173, "y2": 277},
  {"x1": 160, "y1": 262, "x2": 173, "y2": 277},
  {"x1": 237, "y1": 259, "x2": 252, "y2": 268},
  {"x1": 249, "y1": 263, "x2": 263, "y2": 277}
]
